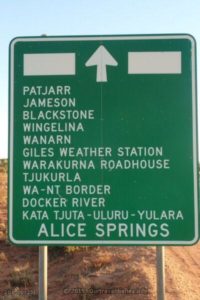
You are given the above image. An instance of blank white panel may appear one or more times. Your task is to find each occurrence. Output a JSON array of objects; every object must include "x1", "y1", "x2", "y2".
[
  {"x1": 24, "y1": 53, "x2": 75, "y2": 76},
  {"x1": 128, "y1": 52, "x2": 181, "y2": 74}
]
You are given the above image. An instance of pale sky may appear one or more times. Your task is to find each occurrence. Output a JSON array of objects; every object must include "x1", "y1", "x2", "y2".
[{"x1": 1, "y1": 0, "x2": 200, "y2": 158}]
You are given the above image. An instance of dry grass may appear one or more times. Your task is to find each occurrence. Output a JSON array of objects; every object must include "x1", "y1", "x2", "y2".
[
  {"x1": 0, "y1": 162, "x2": 8, "y2": 242},
  {"x1": 0, "y1": 159, "x2": 8, "y2": 171},
  {"x1": 9, "y1": 263, "x2": 34, "y2": 288},
  {"x1": 0, "y1": 223, "x2": 7, "y2": 240},
  {"x1": 3, "y1": 295, "x2": 27, "y2": 300},
  {"x1": 49, "y1": 246, "x2": 92, "y2": 259},
  {"x1": 0, "y1": 251, "x2": 7, "y2": 262}
]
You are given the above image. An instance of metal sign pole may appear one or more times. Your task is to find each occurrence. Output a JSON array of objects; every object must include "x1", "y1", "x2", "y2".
[
  {"x1": 39, "y1": 246, "x2": 48, "y2": 300},
  {"x1": 156, "y1": 246, "x2": 165, "y2": 300}
]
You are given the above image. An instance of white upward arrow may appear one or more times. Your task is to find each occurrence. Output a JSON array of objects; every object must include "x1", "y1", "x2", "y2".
[{"x1": 85, "y1": 45, "x2": 118, "y2": 82}]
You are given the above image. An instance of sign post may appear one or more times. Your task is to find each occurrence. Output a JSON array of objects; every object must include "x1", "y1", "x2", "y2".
[
  {"x1": 156, "y1": 246, "x2": 165, "y2": 300},
  {"x1": 39, "y1": 246, "x2": 48, "y2": 300},
  {"x1": 9, "y1": 34, "x2": 198, "y2": 246}
]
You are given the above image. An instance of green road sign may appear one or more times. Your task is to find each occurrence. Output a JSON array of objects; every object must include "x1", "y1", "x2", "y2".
[{"x1": 9, "y1": 34, "x2": 198, "y2": 245}]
